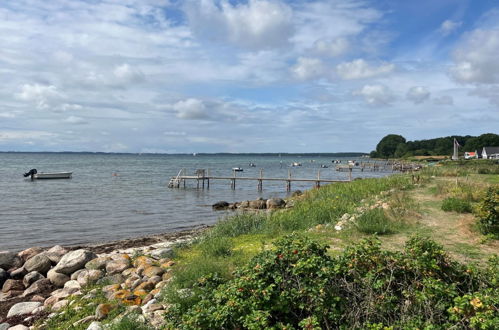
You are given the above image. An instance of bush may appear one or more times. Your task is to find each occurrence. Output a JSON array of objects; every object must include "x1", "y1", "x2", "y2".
[
  {"x1": 355, "y1": 208, "x2": 398, "y2": 234},
  {"x1": 474, "y1": 187, "x2": 499, "y2": 238},
  {"x1": 441, "y1": 197, "x2": 472, "y2": 213},
  {"x1": 165, "y1": 234, "x2": 498, "y2": 329},
  {"x1": 199, "y1": 236, "x2": 234, "y2": 258}
]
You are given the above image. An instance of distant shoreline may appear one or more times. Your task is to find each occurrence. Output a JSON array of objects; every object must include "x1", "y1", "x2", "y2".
[{"x1": 0, "y1": 151, "x2": 369, "y2": 157}]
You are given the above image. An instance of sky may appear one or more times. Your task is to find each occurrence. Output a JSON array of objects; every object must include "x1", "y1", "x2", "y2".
[{"x1": 0, "y1": 0, "x2": 498, "y2": 153}]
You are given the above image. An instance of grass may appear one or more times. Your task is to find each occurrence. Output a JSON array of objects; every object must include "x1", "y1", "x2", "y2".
[
  {"x1": 441, "y1": 197, "x2": 473, "y2": 213},
  {"x1": 355, "y1": 208, "x2": 399, "y2": 235}
]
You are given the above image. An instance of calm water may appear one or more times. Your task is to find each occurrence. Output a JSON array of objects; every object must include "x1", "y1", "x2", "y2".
[{"x1": 0, "y1": 153, "x2": 389, "y2": 251}]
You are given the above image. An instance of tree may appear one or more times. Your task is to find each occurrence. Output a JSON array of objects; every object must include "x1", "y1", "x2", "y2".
[{"x1": 375, "y1": 134, "x2": 406, "y2": 158}]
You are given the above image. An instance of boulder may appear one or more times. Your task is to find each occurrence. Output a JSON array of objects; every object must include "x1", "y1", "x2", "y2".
[
  {"x1": 64, "y1": 280, "x2": 81, "y2": 291},
  {"x1": 77, "y1": 270, "x2": 103, "y2": 286},
  {"x1": 44, "y1": 245, "x2": 68, "y2": 264},
  {"x1": 52, "y1": 299, "x2": 69, "y2": 311},
  {"x1": 212, "y1": 201, "x2": 229, "y2": 210},
  {"x1": 150, "y1": 248, "x2": 174, "y2": 259},
  {"x1": 23, "y1": 271, "x2": 44, "y2": 287},
  {"x1": 24, "y1": 254, "x2": 52, "y2": 274},
  {"x1": 9, "y1": 267, "x2": 27, "y2": 280},
  {"x1": 238, "y1": 200, "x2": 250, "y2": 209},
  {"x1": 143, "y1": 266, "x2": 164, "y2": 278},
  {"x1": 249, "y1": 199, "x2": 267, "y2": 209},
  {"x1": 291, "y1": 190, "x2": 303, "y2": 197},
  {"x1": 6, "y1": 301, "x2": 42, "y2": 318},
  {"x1": 2, "y1": 279, "x2": 24, "y2": 292},
  {"x1": 0, "y1": 251, "x2": 22, "y2": 269},
  {"x1": 23, "y1": 278, "x2": 53, "y2": 297},
  {"x1": 0, "y1": 323, "x2": 9, "y2": 330},
  {"x1": 53, "y1": 249, "x2": 97, "y2": 275},
  {"x1": 47, "y1": 269, "x2": 70, "y2": 287},
  {"x1": 71, "y1": 269, "x2": 88, "y2": 281},
  {"x1": 87, "y1": 321, "x2": 103, "y2": 330},
  {"x1": 106, "y1": 259, "x2": 130, "y2": 275},
  {"x1": 85, "y1": 257, "x2": 111, "y2": 271},
  {"x1": 18, "y1": 247, "x2": 45, "y2": 262},
  {"x1": 266, "y1": 198, "x2": 286, "y2": 209},
  {"x1": 95, "y1": 303, "x2": 113, "y2": 320},
  {"x1": 97, "y1": 274, "x2": 125, "y2": 285},
  {"x1": 7, "y1": 325, "x2": 29, "y2": 330},
  {"x1": 0, "y1": 268, "x2": 8, "y2": 288}
]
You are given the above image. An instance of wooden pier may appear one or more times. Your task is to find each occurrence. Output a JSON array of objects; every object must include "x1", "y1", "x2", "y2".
[{"x1": 169, "y1": 169, "x2": 350, "y2": 192}]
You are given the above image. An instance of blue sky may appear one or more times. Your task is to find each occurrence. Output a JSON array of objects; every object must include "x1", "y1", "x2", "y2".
[{"x1": 0, "y1": 0, "x2": 498, "y2": 153}]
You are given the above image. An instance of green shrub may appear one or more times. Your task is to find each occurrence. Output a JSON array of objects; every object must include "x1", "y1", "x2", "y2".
[
  {"x1": 441, "y1": 197, "x2": 473, "y2": 213},
  {"x1": 474, "y1": 187, "x2": 499, "y2": 238},
  {"x1": 355, "y1": 208, "x2": 398, "y2": 234},
  {"x1": 209, "y1": 213, "x2": 267, "y2": 238},
  {"x1": 108, "y1": 315, "x2": 153, "y2": 330},
  {"x1": 165, "y1": 234, "x2": 497, "y2": 329}
]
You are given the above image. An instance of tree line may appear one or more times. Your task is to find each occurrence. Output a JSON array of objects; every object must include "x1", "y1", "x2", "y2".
[{"x1": 370, "y1": 133, "x2": 499, "y2": 158}]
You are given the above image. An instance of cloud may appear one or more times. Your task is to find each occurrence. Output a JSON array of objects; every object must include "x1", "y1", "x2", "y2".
[
  {"x1": 336, "y1": 59, "x2": 394, "y2": 80},
  {"x1": 291, "y1": 57, "x2": 325, "y2": 80},
  {"x1": 173, "y1": 98, "x2": 209, "y2": 119},
  {"x1": 406, "y1": 86, "x2": 430, "y2": 104},
  {"x1": 469, "y1": 86, "x2": 499, "y2": 106},
  {"x1": 113, "y1": 64, "x2": 144, "y2": 83},
  {"x1": 433, "y1": 95, "x2": 454, "y2": 106},
  {"x1": 354, "y1": 84, "x2": 394, "y2": 105},
  {"x1": 0, "y1": 130, "x2": 56, "y2": 142},
  {"x1": 185, "y1": 0, "x2": 293, "y2": 50},
  {"x1": 439, "y1": 20, "x2": 462, "y2": 36},
  {"x1": 313, "y1": 37, "x2": 349, "y2": 57},
  {"x1": 65, "y1": 116, "x2": 87, "y2": 125},
  {"x1": 450, "y1": 28, "x2": 499, "y2": 84},
  {"x1": 16, "y1": 84, "x2": 64, "y2": 110}
]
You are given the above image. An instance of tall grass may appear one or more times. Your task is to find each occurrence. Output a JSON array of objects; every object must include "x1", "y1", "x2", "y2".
[
  {"x1": 355, "y1": 208, "x2": 398, "y2": 235},
  {"x1": 441, "y1": 197, "x2": 472, "y2": 213}
]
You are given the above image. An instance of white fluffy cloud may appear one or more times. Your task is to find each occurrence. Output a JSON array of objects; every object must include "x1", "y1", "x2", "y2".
[
  {"x1": 439, "y1": 20, "x2": 462, "y2": 36},
  {"x1": 450, "y1": 28, "x2": 499, "y2": 84},
  {"x1": 185, "y1": 0, "x2": 293, "y2": 50},
  {"x1": 406, "y1": 86, "x2": 430, "y2": 104},
  {"x1": 291, "y1": 57, "x2": 325, "y2": 80},
  {"x1": 113, "y1": 64, "x2": 144, "y2": 83},
  {"x1": 65, "y1": 116, "x2": 87, "y2": 125},
  {"x1": 354, "y1": 84, "x2": 394, "y2": 105},
  {"x1": 173, "y1": 98, "x2": 209, "y2": 120},
  {"x1": 336, "y1": 59, "x2": 394, "y2": 80}
]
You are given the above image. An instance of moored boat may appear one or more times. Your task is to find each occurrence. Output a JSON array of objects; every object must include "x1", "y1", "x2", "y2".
[{"x1": 23, "y1": 169, "x2": 72, "y2": 180}]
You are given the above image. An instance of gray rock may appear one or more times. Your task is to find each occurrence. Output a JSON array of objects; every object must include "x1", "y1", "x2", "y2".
[
  {"x1": 0, "y1": 323, "x2": 10, "y2": 330},
  {"x1": 6, "y1": 301, "x2": 42, "y2": 318},
  {"x1": 44, "y1": 245, "x2": 68, "y2": 264},
  {"x1": 86, "y1": 321, "x2": 103, "y2": 330},
  {"x1": 212, "y1": 201, "x2": 229, "y2": 210},
  {"x1": 291, "y1": 190, "x2": 303, "y2": 197},
  {"x1": 97, "y1": 274, "x2": 125, "y2": 285},
  {"x1": 47, "y1": 269, "x2": 70, "y2": 287},
  {"x1": 77, "y1": 269, "x2": 103, "y2": 286},
  {"x1": 266, "y1": 197, "x2": 286, "y2": 209},
  {"x1": 23, "y1": 278, "x2": 53, "y2": 297},
  {"x1": 105, "y1": 259, "x2": 130, "y2": 275},
  {"x1": 0, "y1": 252, "x2": 22, "y2": 270},
  {"x1": 0, "y1": 268, "x2": 8, "y2": 288},
  {"x1": 53, "y1": 249, "x2": 97, "y2": 275},
  {"x1": 9, "y1": 267, "x2": 27, "y2": 280},
  {"x1": 71, "y1": 269, "x2": 88, "y2": 280},
  {"x1": 23, "y1": 271, "x2": 44, "y2": 287},
  {"x1": 64, "y1": 280, "x2": 81, "y2": 291},
  {"x1": 249, "y1": 199, "x2": 267, "y2": 209},
  {"x1": 24, "y1": 254, "x2": 52, "y2": 274},
  {"x1": 85, "y1": 257, "x2": 111, "y2": 270},
  {"x1": 150, "y1": 248, "x2": 174, "y2": 259}
]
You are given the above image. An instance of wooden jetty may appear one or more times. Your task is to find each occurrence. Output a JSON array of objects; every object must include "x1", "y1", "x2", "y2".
[{"x1": 169, "y1": 169, "x2": 350, "y2": 192}]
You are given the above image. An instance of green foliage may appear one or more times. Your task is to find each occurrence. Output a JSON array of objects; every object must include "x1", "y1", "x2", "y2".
[
  {"x1": 355, "y1": 208, "x2": 398, "y2": 234},
  {"x1": 199, "y1": 236, "x2": 234, "y2": 258},
  {"x1": 441, "y1": 197, "x2": 473, "y2": 213},
  {"x1": 108, "y1": 315, "x2": 153, "y2": 330},
  {"x1": 165, "y1": 234, "x2": 498, "y2": 329},
  {"x1": 375, "y1": 134, "x2": 406, "y2": 158},
  {"x1": 208, "y1": 212, "x2": 267, "y2": 238},
  {"x1": 474, "y1": 187, "x2": 499, "y2": 238},
  {"x1": 371, "y1": 133, "x2": 499, "y2": 158}
]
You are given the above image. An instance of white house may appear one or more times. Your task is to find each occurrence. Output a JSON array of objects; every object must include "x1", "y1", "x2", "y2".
[{"x1": 481, "y1": 146, "x2": 499, "y2": 159}]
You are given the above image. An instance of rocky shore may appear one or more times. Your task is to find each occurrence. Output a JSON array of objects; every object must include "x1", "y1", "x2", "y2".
[{"x1": 0, "y1": 226, "x2": 207, "y2": 329}]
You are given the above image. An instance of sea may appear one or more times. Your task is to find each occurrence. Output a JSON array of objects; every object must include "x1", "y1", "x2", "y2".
[{"x1": 0, "y1": 153, "x2": 391, "y2": 251}]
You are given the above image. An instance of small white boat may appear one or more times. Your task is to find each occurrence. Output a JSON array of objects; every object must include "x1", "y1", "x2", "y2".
[
  {"x1": 249, "y1": 163, "x2": 256, "y2": 167},
  {"x1": 291, "y1": 162, "x2": 302, "y2": 167},
  {"x1": 33, "y1": 172, "x2": 73, "y2": 179},
  {"x1": 320, "y1": 164, "x2": 328, "y2": 168},
  {"x1": 232, "y1": 167, "x2": 243, "y2": 172}
]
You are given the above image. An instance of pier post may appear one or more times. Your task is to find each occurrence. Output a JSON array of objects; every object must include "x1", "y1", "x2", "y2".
[
  {"x1": 316, "y1": 169, "x2": 321, "y2": 188},
  {"x1": 258, "y1": 169, "x2": 263, "y2": 191},
  {"x1": 349, "y1": 167, "x2": 352, "y2": 181},
  {"x1": 287, "y1": 169, "x2": 291, "y2": 192}
]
